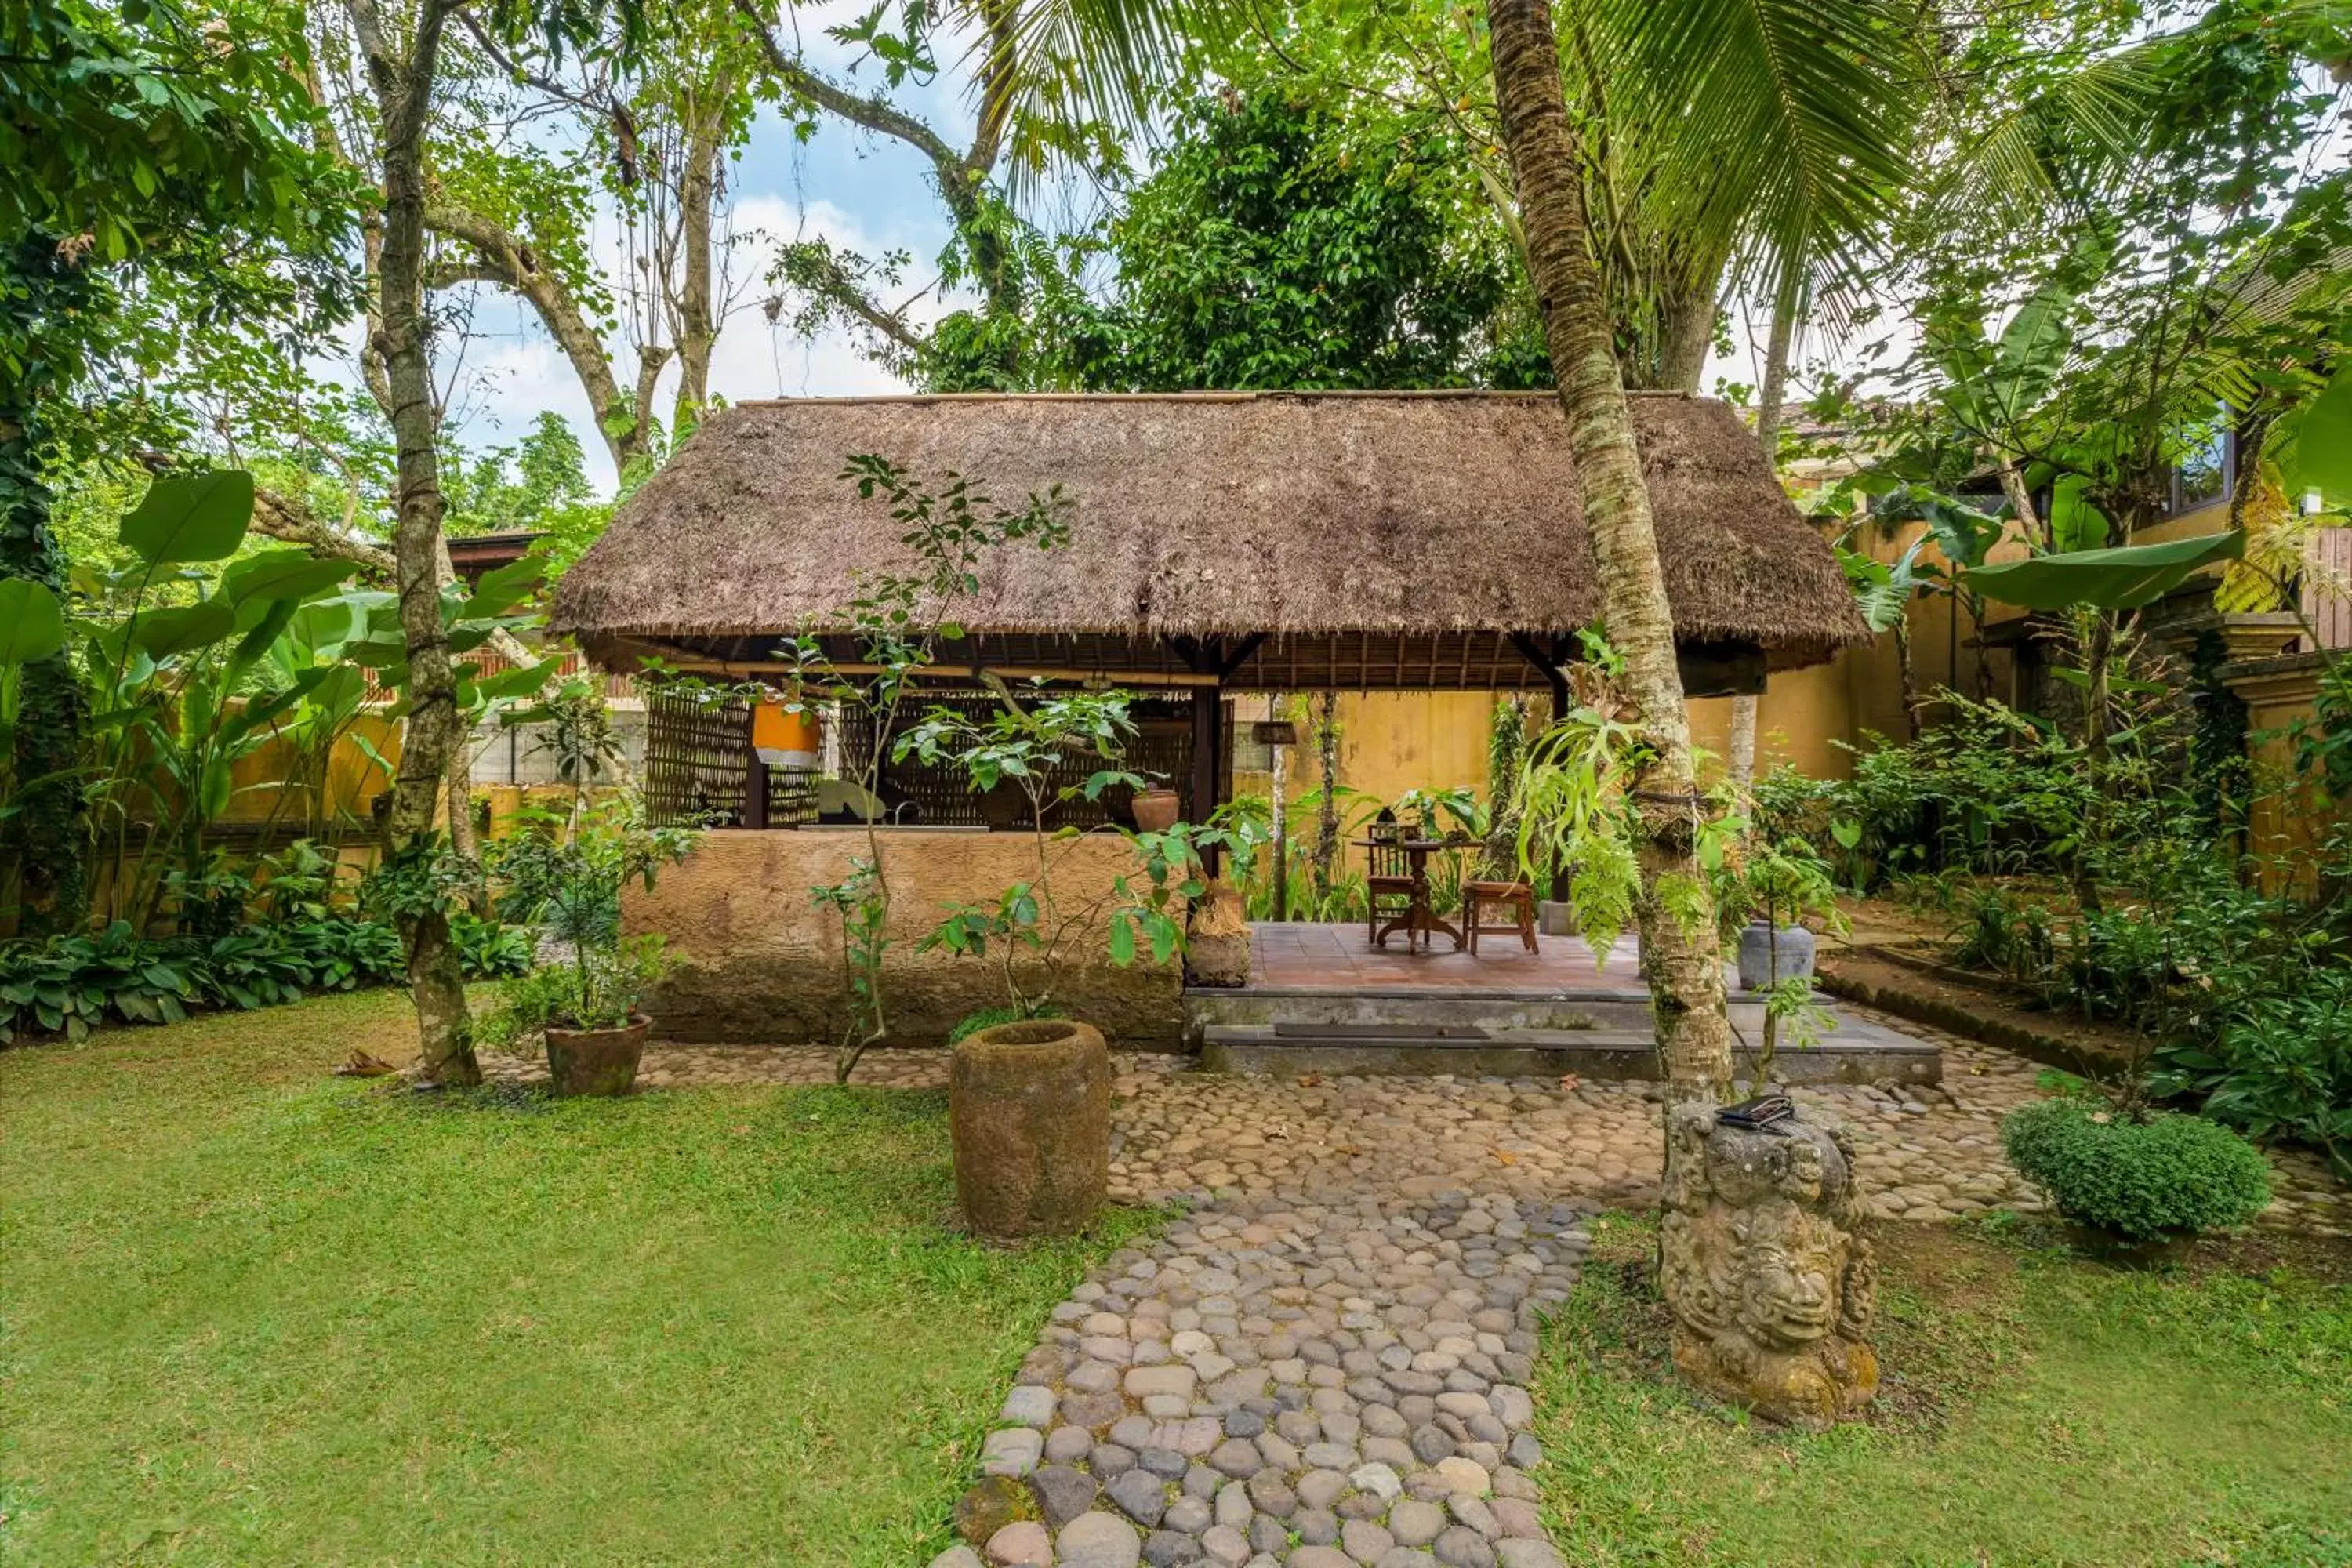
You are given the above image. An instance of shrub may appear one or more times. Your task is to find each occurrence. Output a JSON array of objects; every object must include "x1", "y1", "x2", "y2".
[
  {"x1": 2153, "y1": 969, "x2": 2352, "y2": 1178},
  {"x1": 0, "y1": 916, "x2": 537, "y2": 1044},
  {"x1": 2002, "y1": 1098, "x2": 2272, "y2": 1240},
  {"x1": 0, "y1": 924, "x2": 196, "y2": 1043},
  {"x1": 452, "y1": 912, "x2": 534, "y2": 978}
]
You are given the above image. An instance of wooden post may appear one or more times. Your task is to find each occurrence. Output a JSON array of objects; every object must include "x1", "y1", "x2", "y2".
[
  {"x1": 1189, "y1": 684, "x2": 1223, "y2": 873},
  {"x1": 742, "y1": 709, "x2": 768, "y2": 830}
]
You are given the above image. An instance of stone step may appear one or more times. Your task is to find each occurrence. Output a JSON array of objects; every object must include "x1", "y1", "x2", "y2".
[
  {"x1": 1184, "y1": 986, "x2": 1752, "y2": 1034},
  {"x1": 1197, "y1": 1021, "x2": 1940, "y2": 1085}
]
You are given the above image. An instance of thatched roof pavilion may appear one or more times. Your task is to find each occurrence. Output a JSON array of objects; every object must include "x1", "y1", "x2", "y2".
[
  {"x1": 554, "y1": 390, "x2": 1866, "y2": 690},
  {"x1": 553, "y1": 390, "x2": 1867, "y2": 832}
]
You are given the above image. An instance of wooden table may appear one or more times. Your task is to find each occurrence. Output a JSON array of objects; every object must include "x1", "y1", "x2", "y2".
[{"x1": 1354, "y1": 837, "x2": 1474, "y2": 952}]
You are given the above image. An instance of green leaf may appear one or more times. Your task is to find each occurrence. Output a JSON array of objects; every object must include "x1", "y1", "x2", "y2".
[
  {"x1": 0, "y1": 580, "x2": 67, "y2": 665},
  {"x1": 1965, "y1": 531, "x2": 2244, "y2": 612},
  {"x1": 2047, "y1": 477, "x2": 2108, "y2": 553},
  {"x1": 1108, "y1": 914, "x2": 1136, "y2": 966},
  {"x1": 118, "y1": 471, "x2": 254, "y2": 564},
  {"x1": 217, "y1": 550, "x2": 358, "y2": 607},
  {"x1": 2283, "y1": 361, "x2": 2352, "y2": 506},
  {"x1": 459, "y1": 556, "x2": 547, "y2": 619},
  {"x1": 130, "y1": 599, "x2": 238, "y2": 657}
]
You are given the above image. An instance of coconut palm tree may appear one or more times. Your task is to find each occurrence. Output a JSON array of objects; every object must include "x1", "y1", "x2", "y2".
[{"x1": 1486, "y1": 0, "x2": 1738, "y2": 1102}]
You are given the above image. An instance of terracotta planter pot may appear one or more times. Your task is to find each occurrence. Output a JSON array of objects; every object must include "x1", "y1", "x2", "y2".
[
  {"x1": 545, "y1": 1014, "x2": 651, "y2": 1098},
  {"x1": 949, "y1": 1018, "x2": 1111, "y2": 1239},
  {"x1": 1131, "y1": 789, "x2": 1180, "y2": 833}
]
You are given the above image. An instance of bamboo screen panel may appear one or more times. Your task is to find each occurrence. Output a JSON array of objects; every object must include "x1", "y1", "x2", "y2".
[
  {"x1": 644, "y1": 686, "x2": 749, "y2": 826},
  {"x1": 838, "y1": 691, "x2": 1200, "y2": 829}
]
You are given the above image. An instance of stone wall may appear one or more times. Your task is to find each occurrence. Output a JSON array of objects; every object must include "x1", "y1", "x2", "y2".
[{"x1": 622, "y1": 828, "x2": 1185, "y2": 1047}]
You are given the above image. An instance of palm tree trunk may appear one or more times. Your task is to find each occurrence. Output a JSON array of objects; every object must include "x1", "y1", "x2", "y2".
[
  {"x1": 354, "y1": 0, "x2": 479, "y2": 1086},
  {"x1": 1487, "y1": 0, "x2": 1733, "y2": 1105}
]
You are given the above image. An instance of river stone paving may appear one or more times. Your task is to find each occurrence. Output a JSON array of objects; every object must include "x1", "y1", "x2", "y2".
[
  {"x1": 937, "y1": 1190, "x2": 1587, "y2": 1568},
  {"x1": 481, "y1": 1005, "x2": 2347, "y2": 1235},
  {"x1": 1097, "y1": 1011, "x2": 2347, "y2": 1236}
]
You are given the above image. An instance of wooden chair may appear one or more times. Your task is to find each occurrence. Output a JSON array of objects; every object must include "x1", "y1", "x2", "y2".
[
  {"x1": 1365, "y1": 818, "x2": 1417, "y2": 948},
  {"x1": 1463, "y1": 878, "x2": 1538, "y2": 955}
]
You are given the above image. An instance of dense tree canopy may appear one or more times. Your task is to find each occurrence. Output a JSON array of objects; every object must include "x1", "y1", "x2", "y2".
[{"x1": 920, "y1": 77, "x2": 1550, "y2": 391}]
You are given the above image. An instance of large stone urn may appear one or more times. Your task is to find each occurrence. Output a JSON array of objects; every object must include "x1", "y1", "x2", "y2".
[
  {"x1": 1659, "y1": 1101, "x2": 1878, "y2": 1430},
  {"x1": 1737, "y1": 920, "x2": 1817, "y2": 990},
  {"x1": 949, "y1": 1018, "x2": 1111, "y2": 1239}
]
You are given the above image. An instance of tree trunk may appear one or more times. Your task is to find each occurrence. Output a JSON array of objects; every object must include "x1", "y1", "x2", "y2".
[
  {"x1": 2071, "y1": 606, "x2": 2112, "y2": 915},
  {"x1": 1654, "y1": 279, "x2": 1717, "y2": 395},
  {"x1": 1753, "y1": 262, "x2": 1801, "y2": 455},
  {"x1": 1894, "y1": 615, "x2": 1920, "y2": 742},
  {"x1": 1269, "y1": 710, "x2": 1290, "y2": 922},
  {"x1": 673, "y1": 93, "x2": 729, "y2": 438},
  {"x1": 358, "y1": 0, "x2": 479, "y2": 1087},
  {"x1": 1997, "y1": 458, "x2": 2045, "y2": 550},
  {"x1": 1308, "y1": 692, "x2": 1340, "y2": 907},
  {"x1": 0, "y1": 376, "x2": 88, "y2": 935},
  {"x1": 1727, "y1": 695, "x2": 1759, "y2": 788},
  {"x1": 1488, "y1": 0, "x2": 1733, "y2": 1104}
]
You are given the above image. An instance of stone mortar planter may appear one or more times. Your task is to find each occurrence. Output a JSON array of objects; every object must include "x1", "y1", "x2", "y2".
[
  {"x1": 544, "y1": 1014, "x2": 652, "y2": 1098},
  {"x1": 951, "y1": 1018, "x2": 1112, "y2": 1239},
  {"x1": 1737, "y1": 920, "x2": 1817, "y2": 990}
]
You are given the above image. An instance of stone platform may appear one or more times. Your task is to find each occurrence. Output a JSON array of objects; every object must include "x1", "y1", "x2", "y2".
[{"x1": 1189, "y1": 924, "x2": 1940, "y2": 1086}]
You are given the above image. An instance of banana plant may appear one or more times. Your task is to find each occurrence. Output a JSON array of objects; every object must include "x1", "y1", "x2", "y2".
[
  {"x1": 0, "y1": 579, "x2": 71, "y2": 842},
  {"x1": 70, "y1": 472, "x2": 374, "y2": 928}
]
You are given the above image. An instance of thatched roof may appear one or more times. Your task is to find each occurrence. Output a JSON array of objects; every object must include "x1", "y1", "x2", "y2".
[{"x1": 553, "y1": 391, "x2": 1868, "y2": 687}]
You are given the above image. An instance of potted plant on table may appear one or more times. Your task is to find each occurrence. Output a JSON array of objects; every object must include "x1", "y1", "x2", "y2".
[
  {"x1": 481, "y1": 794, "x2": 701, "y2": 1097},
  {"x1": 895, "y1": 684, "x2": 1224, "y2": 1237}
]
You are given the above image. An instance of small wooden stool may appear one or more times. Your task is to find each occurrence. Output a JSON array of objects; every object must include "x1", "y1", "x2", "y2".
[{"x1": 1463, "y1": 879, "x2": 1538, "y2": 954}]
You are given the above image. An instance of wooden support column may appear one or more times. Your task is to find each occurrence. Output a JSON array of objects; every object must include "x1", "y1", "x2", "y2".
[
  {"x1": 742, "y1": 706, "x2": 768, "y2": 830},
  {"x1": 1189, "y1": 683, "x2": 1225, "y2": 873},
  {"x1": 1170, "y1": 633, "x2": 1230, "y2": 873}
]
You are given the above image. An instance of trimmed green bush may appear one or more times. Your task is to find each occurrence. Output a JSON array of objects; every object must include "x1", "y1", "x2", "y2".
[{"x1": 2002, "y1": 1098, "x2": 2271, "y2": 1240}]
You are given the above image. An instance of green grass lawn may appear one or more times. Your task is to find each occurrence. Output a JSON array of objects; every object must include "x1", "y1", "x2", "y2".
[
  {"x1": 0, "y1": 991, "x2": 1156, "y2": 1566},
  {"x1": 1534, "y1": 1214, "x2": 2352, "y2": 1567}
]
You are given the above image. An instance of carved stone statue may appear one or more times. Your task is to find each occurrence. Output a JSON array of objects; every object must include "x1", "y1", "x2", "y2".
[{"x1": 1659, "y1": 1100, "x2": 1878, "y2": 1430}]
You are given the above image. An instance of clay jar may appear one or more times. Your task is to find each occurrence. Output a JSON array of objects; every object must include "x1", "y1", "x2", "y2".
[
  {"x1": 1130, "y1": 789, "x2": 1181, "y2": 833},
  {"x1": 545, "y1": 1014, "x2": 651, "y2": 1097},
  {"x1": 949, "y1": 1018, "x2": 1112, "y2": 1239}
]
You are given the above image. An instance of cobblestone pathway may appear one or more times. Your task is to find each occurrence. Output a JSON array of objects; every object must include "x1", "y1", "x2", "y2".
[{"x1": 935, "y1": 1192, "x2": 1588, "y2": 1568}]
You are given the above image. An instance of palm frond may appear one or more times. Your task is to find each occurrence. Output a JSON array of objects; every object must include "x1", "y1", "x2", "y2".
[
  {"x1": 1577, "y1": 0, "x2": 1923, "y2": 313},
  {"x1": 1929, "y1": 40, "x2": 2160, "y2": 230}
]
